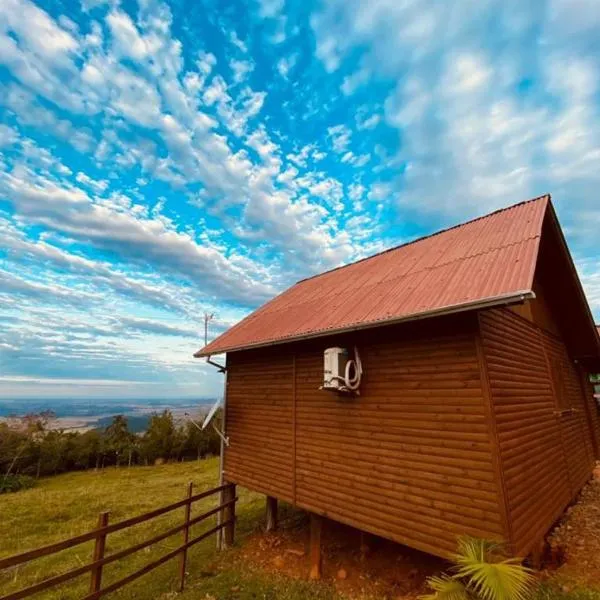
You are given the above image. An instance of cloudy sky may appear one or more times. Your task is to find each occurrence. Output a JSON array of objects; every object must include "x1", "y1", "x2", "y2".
[{"x1": 0, "y1": 0, "x2": 599, "y2": 400}]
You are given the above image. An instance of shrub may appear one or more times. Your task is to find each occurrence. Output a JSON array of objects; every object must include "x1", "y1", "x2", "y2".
[
  {"x1": 0, "y1": 474, "x2": 36, "y2": 494},
  {"x1": 422, "y1": 537, "x2": 536, "y2": 600}
]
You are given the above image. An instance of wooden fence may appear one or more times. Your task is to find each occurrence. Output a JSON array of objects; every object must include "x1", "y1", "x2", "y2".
[{"x1": 0, "y1": 482, "x2": 237, "y2": 600}]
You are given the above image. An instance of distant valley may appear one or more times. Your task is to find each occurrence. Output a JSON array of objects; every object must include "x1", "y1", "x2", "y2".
[{"x1": 0, "y1": 397, "x2": 216, "y2": 432}]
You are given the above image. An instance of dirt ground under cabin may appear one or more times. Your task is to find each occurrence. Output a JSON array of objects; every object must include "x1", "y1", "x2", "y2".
[
  {"x1": 213, "y1": 463, "x2": 600, "y2": 600},
  {"x1": 233, "y1": 514, "x2": 446, "y2": 599}
]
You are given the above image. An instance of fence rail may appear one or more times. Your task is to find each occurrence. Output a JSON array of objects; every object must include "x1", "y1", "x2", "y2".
[{"x1": 0, "y1": 482, "x2": 237, "y2": 600}]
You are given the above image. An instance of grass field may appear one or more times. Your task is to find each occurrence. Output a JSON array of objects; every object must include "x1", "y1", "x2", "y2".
[
  {"x1": 2, "y1": 460, "x2": 600, "y2": 600},
  {"x1": 0, "y1": 459, "x2": 335, "y2": 600}
]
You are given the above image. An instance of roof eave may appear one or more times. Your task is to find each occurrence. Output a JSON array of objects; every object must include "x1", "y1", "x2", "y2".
[{"x1": 194, "y1": 289, "x2": 536, "y2": 358}]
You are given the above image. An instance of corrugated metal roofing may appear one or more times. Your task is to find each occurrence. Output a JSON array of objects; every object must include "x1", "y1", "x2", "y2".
[{"x1": 196, "y1": 195, "x2": 550, "y2": 356}]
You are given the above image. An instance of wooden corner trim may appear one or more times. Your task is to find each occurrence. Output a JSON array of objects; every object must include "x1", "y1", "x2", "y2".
[{"x1": 475, "y1": 312, "x2": 513, "y2": 551}]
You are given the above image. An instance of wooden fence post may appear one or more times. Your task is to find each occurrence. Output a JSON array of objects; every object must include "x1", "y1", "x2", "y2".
[
  {"x1": 222, "y1": 483, "x2": 236, "y2": 549},
  {"x1": 178, "y1": 482, "x2": 193, "y2": 592},
  {"x1": 89, "y1": 511, "x2": 109, "y2": 594}
]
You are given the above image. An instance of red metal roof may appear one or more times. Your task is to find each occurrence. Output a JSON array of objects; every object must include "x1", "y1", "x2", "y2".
[{"x1": 196, "y1": 195, "x2": 550, "y2": 356}]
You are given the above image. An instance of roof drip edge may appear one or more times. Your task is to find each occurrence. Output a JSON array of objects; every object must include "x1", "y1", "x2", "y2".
[{"x1": 194, "y1": 289, "x2": 535, "y2": 357}]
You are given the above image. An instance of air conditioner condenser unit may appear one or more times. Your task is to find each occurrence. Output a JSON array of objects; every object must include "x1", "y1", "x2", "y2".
[{"x1": 322, "y1": 346, "x2": 363, "y2": 393}]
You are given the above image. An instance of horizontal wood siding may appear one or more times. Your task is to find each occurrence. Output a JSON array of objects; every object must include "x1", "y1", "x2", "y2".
[
  {"x1": 581, "y1": 373, "x2": 600, "y2": 459},
  {"x1": 479, "y1": 309, "x2": 572, "y2": 556},
  {"x1": 225, "y1": 350, "x2": 294, "y2": 503},
  {"x1": 224, "y1": 314, "x2": 505, "y2": 559},
  {"x1": 541, "y1": 332, "x2": 594, "y2": 492}
]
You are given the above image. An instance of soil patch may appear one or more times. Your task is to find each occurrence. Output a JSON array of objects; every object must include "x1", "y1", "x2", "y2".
[
  {"x1": 546, "y1": 463, "x2": 600, "y2": 587},
  {"x1": 237, "y1": 510, "x2": 447, "y2": 599}
]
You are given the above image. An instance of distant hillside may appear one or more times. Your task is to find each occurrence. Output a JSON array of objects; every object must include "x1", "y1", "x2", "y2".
[
  {"x1": 0, "y1": 397, "x2": 216, "y2": 418},
  {"x1": 0, "y1": 398, "x2": 216, "y2": 431},
  {"x1": 95, "y1": 414, "x2": 151, "y2": 433}
]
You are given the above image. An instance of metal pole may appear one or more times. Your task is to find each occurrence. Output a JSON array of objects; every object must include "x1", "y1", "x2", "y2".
[
  {"x1": 216, "y1": 367, "x2": 228, "y2": 549},
  {"x1": 204, "y1": 312, "x2": 214, "y2": 347}
]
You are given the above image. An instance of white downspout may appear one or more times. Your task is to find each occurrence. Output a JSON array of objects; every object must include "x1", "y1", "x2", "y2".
[
  {"x1": 205, "y1": 355, "x2": 228, "y2": 549},
  {"x1": 217, "y1": 367, "x2": 228, "y2": 549}
]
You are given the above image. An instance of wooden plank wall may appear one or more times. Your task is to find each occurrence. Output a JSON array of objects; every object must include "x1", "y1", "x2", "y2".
[
  {"x1": 479, "y1": 309, "x2": 573, "y2": 556},
  {"x1": 581, "y1": 375, "x2": 600, "y2": 458},
  {"x1": 225, "y1": 350, "x2": 295, "y2": 503},
  {"x1": 225, "y1": 314, "x2": 506, "y2": 559},
  {"x1": 541, "y1": 332, "x2": 595, "y2": 491}
]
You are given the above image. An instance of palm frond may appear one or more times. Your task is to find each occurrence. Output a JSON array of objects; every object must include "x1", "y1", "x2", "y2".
[
  {"x1": 420, "y1": 575, "x2": 471, "y2": 600},
  {"x1": 459, "y1": 561, "x2": 535, "y2": 600},
  {"x1": 452, "y1": 538, "x2": 536, "y2": 600},
  {"x1": 452, "y1": 537, "x2": 506, "y2": 567}
]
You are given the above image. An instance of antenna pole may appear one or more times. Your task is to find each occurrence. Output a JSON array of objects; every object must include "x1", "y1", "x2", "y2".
[{"x1": 204, "y1": 312, "x2": 215, "y2": 346}]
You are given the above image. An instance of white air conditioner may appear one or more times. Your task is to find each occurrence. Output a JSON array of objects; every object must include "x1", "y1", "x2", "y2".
[
  {"x1": 323, "y1": 347, "x2": 349, "y2": 390},
  {"x1": 322, "y1": 346, "x2": 363, "y2": 393}
]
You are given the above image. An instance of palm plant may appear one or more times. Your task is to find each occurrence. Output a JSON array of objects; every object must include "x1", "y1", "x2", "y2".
[{"x1": 421, "y1": 538, "x2": 536, "y2": 600}]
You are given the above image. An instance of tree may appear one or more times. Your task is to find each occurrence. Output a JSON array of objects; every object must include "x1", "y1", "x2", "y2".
[
  {"x1": 140, "y1": 410, "x2": 182, "y2": 464},
  {"x1": 421, "y1": 538, "x2": 536, "y2": 600},
  {"x1": 0, "y1": 422, "x2": 26, "y2": 479},
  {"x1": 1, "y1": 411, "x2": 56, "y2": 479},
  {"x1": 103, "y1": 415, "x2": 135, "y2": 466},
  {"x1": 69, "y1": 429, "x2": 103, "y2": 470},
  {"x1": 180, "y1": 409, "x2": 222, "y2": 461}
]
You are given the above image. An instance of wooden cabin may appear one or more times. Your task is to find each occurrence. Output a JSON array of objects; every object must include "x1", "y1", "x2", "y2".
[
  {"x1": 594, "y1": 331, "x2": 600, "y2": 403},
  {"x1": 196, "y1": 195, "x2": 600, "y2": 565}
]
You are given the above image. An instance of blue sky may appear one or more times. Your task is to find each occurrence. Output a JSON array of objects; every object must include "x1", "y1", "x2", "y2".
[{"x1": 0, "y1": 0, "x2": 599, "y2": 400}]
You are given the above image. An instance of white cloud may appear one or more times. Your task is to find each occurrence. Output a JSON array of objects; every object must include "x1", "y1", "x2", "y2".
[
  {"x1": 341, "y1": 65, "x2": 370, "y2": 95},
  {"x1": 0, "y1": 0, "x2": 400, "y2": 398},
  {"x1": 327, "y1": 124, "x2": 352, "y2": 153},
  {"x1": 110, "y1": 67, "x2": 164, "y2": 127},
  {"x1": 0, "y1": 0, "x2": 373, "y2": 283},
  {"x1": 202, "y1": 74, "x2": 228, "y2": 106},
  {"x1": 578, "y1": 257, "x2": 600, "y2": 318},
  {"x1": 0, "y1": 83, "x2": 95, "y2": 152},
  {"x1": 270, "y1": 16, "x2": 288, "y2": 44},
  {"x1": 0, "y1": 376, "x2": 151, "y2": 386},
  {"x1": 277, "y1": 54, "x2": 297, "y2": 79},
  {"x1": 1, "y1": 167, "x2": 277, "y2": 304},
  {"x1": 230, "y1": 58, "x2": 254, "y2": 84},
  {"x1": 106, "y1": 9, "x2": 149, "y2": 60},
  {"x1": 311, "y1": 0, "x2": 600, "y2": 253},
  {"x1": 442, "y1": 53, "x2": 492, "y2": 96},
  {"x1": 311, "y1": 27, "x2": 341, "y2": 72},
  {"x1": 228, "y1": 30, "x2": 247, "y2": 53},
  {"x1": 341, "y1": 151, "x2": 370, "y2": 167},
  {"x1": 356, "y1": 110, "x2": 381, "y2": 130},
  {"x1": 258, "y1": 0, "x2": 284, "y2": 19},
  {"x1": 0, "y1": 124, "x2": 18, "y2": 147},
  {"x1": 197, "y1": 51, "x2": 217, "y2": 76},
  {"x1": 348, "y1": 182, "x2": 365, "y2": 202},
  {"x1": 0, "y1": 268, "x2": 101, "y2": 306},
  {"x1": 1, "y1": 0, "x2": 78, "y2": 61},
  {"x1": 75, "y1": 171, "x2": 109, "y2": 194},
  {"x1": 277, "y1": 165, "x2": 298, "y2": 184}
]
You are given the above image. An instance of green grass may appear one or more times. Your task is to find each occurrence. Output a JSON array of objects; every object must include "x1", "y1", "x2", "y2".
[
  {"x1": 535, "y1": 583, "x2": 600, "y2": 600},
  {"x1": 3, "y1": 462, "x2": 600, "y2": 600},
  {"x1": 0, "y1": 459, "x2": 335, "y2": 599}
]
